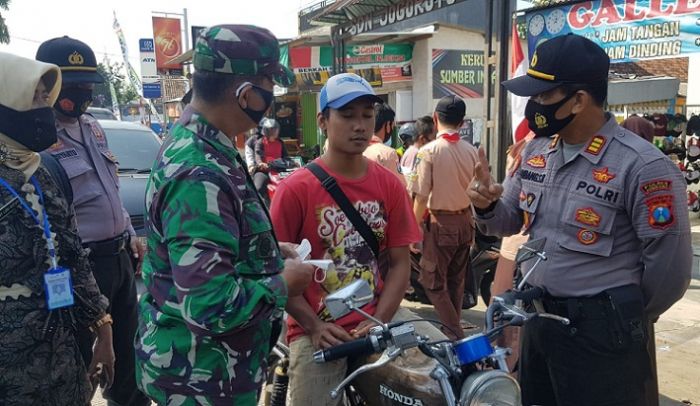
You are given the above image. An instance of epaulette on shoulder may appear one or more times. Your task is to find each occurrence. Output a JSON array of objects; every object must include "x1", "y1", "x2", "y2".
[{"x1": 613, "y1": 126, "x2": 666, "y2": 165}]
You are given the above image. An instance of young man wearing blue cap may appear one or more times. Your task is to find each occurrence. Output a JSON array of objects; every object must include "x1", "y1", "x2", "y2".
[
  {"x1": 468, "y1": 33, "x2": 690, "y2": 406},
  {"x1": 270, "y1": 73, "x2": 421, "y2": 405}
]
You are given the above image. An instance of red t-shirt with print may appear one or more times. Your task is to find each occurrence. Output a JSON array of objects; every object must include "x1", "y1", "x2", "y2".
[{"x1": 270, "y1": 158, "x2": 421, "y2": 343}]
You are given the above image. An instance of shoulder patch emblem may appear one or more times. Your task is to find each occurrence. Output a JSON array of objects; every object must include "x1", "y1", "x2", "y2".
[
  {"x1": 646, "y1": 195, "x2": 675, "y2": 229},
  {"x1": 577, "y1": 229, "x2": 598, "y2": 245},
  {"x1": 575, "y1": 207, "x2": 601, "y2": 227},
  {"x1": 526, "y1": 155, "x2": 546, "y2": 168},
  {"x1": 592, "y1": 167, "x2": 615, "y2": 184},
  {"x1": 640, "y1": 180, "x2": 672, "y2": 196},
  {"x1": 585, "y1": 135, "x2": 606, "y2": 155}
]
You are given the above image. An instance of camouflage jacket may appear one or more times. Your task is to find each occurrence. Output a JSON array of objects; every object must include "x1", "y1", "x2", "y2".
[{"x1": 135, "y1": 106, "x2": 287, "y2": 405}]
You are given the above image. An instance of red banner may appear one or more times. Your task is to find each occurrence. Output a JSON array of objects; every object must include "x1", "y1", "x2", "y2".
[{"x1": 152, "y1": 17, "x2": 182, "y2": 70}]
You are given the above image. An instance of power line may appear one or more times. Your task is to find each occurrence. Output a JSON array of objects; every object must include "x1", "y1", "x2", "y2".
[{"x1": 10, "y1": 35, "x2": 129, "y2": 59}]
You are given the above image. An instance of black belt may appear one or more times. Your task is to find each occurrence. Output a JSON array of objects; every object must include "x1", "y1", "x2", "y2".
[
  {"x1": 83, "y1": 232, "x2": 130, "y2": 257},
  {"x1": 540, "y1": 294, "x2": 613, "y2": 321}
]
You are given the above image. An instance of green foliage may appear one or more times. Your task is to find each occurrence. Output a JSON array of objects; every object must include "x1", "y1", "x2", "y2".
[
  {"x1": 0, "y1": 0, "x2": 11, "y2": 44},
  {"x1": 93, "y1": 60, "x2": 140, "y2": 108}
]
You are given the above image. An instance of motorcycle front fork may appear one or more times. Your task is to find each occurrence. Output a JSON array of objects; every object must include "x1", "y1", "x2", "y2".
[{"x1": 431, "y1": 365, "x2": 457, "y2": 406}]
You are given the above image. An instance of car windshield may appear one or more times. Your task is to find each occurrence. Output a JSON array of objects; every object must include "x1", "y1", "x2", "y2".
[
  {"x1": 90, "y1": 110, "x2": 117, "y2": 120},
  {"x1": 103, "y1": 127, "x2": 161, "y2": 172}
]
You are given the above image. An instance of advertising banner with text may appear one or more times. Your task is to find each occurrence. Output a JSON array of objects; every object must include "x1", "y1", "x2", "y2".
[
  {"x1": 432, "y1": 49, "x2": 485, "y2": 99},
  {"x1": 152, "y1": 17, "x2": 183, "y2": 70},
  {"x1": 525, "y1": 0, "x2": 700, "y2": 63}
]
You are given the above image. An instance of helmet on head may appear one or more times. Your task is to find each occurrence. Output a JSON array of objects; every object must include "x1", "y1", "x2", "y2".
[
  {"x1": 260, "y1": 117, "x2": 280, "y2": 135},
  {"x1": 398, "y1": 122, "x2": 417, "y2": 145}
]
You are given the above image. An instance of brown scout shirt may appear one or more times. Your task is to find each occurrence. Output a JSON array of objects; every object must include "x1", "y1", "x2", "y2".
[
  {"x1": 411, "y1": 130, "x2": 479, "y2": 211},
  {"x1": 363, "y1": 135, "x2": 406, "y2": 186}
]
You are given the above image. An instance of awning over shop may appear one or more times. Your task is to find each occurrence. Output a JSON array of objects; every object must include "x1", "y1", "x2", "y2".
[
  {"x1": 166, "y1": 49, "x2": 194, "y2": 66},
  {"x1": 607, "y1": 76, "x2": 680, "y2": 106}
]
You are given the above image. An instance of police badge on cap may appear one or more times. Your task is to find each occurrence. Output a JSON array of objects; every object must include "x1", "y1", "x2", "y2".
[{"x1": 36, "y1": 36, "x2": 104, "y2": 84}]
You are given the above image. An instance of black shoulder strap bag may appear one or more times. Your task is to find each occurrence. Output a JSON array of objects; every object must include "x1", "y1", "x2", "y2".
[{"x1": 306, "y1": 161, "x2": 380, "y2": 259}]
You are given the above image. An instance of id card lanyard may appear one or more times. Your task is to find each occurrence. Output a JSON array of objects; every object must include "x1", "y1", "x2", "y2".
[{"x1": 0, "y1": 176, "x2": 74, "y2": 310}]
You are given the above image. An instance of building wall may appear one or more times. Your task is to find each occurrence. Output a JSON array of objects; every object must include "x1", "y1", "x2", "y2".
[
  {"x1": 687, "y1": 55, "x2": 700, "y2": 109},
  {"x1": 412, "y1": 26, "x2": 486, "y2": 120}
]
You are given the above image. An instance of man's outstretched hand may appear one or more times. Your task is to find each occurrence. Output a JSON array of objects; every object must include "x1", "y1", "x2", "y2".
[{"x1": 467, "y1": 147, "x2": 504, "y2": 209}]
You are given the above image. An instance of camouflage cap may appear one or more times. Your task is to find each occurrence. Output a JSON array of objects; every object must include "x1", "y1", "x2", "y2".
[{"x1": 193, "y1": 25, "x2": 295, "y2": 87}]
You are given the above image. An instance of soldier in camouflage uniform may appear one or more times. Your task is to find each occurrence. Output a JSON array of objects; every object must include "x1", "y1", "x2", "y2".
[{"x1": 135, "y1": 25, "x2": 314, "y2": 405}]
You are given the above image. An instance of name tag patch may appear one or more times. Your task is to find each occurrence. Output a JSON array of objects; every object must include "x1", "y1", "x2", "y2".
[
  {"x1": 575, "y1": 180, "x2": 620, "y2": 204},
  {"x1": 520, "y1": 169, "x2": 546, "y2": 184},
  {"x1": 52, "y1": 149, "x2": 79, "y2": 160}
]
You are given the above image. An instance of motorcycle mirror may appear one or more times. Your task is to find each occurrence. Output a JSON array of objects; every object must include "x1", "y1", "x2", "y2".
[
  {"x1": 515, "y1": 238, "x2": 547, "y2": 265},
  {"x1": 324, "y1": 279, "x2": 374, "y2": 320}
]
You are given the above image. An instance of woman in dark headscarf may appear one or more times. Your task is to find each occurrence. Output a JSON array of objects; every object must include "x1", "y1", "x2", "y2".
[
  {"x1": 0, "y1": 52, "x2": 114, "y2": 405},
  {"x1": 622, "y1": 115, "x2": 655, "y2": 142}
]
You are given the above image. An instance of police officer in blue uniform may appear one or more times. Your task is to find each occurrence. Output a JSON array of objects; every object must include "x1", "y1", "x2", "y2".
[
  {"x1": 468, "y1": 34, "x2": 691, "y2": 406},
  {"x1": 36, "y1": 36, "x2": 150, "y2": 406}
]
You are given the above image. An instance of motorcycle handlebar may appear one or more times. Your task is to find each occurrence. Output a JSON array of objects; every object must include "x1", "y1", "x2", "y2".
[
  {"x1": 313, "y1": 335, "x2": 383, "y2": 363},
  {"x1": 485, "y1": 287, "x2": 544, "y2": 331}
]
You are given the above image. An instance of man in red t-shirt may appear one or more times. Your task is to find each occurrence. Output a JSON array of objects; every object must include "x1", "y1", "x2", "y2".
[{"x1": 270, "y1": 73, "x2": 421, "y2": 405}]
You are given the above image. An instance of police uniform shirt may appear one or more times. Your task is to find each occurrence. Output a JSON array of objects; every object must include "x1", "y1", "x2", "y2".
[
  {"x1": 475, "y1": 115, "x2": 691, "y2": 320},
  {"x1": 50, "y1": 115, "x2": 134, "y2": 242}
]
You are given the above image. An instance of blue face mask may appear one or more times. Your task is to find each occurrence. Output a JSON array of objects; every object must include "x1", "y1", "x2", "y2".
[{"x1": 236, "y1": 82, "x2": 273, "y2": 127}]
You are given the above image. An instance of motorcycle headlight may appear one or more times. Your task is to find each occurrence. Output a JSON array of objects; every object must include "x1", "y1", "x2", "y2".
[{"x1": 459, "y1": 370, "x2": 521, "y2": 406}]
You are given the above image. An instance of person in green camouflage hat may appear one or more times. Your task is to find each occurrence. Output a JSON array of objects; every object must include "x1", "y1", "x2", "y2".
[{"x1": 134, "y1": 24, "x2": 312, "y2": 405}]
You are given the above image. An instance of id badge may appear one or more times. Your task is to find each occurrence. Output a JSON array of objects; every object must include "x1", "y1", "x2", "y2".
[{"x1": 44, "y1": 266, "x2": 74, "y2": 310}]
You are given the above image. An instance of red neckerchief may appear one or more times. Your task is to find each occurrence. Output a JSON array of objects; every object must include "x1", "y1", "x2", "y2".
[{"x1": 440, "y1": 133, "x2": 460, "y2": 143}]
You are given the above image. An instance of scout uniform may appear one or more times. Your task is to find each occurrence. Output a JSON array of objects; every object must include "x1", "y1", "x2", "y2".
[
  {"x1": 134, "y1": 25, "x2": 294, "y2": 405},
  {"x1": 479, "y1": 34, "x2": 691, "y2": 406},
  {"x1": 364, "y1": 135, "x2": 406, "y2": 186},
  {"x1": 36, "y1": 36, "x2": 148, "y2": 406},
  {"x1": 412, "y1": 97, "x2": 479, "y2": 339}
]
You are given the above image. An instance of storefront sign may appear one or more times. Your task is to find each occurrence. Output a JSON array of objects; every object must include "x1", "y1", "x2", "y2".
[
  {"x1": 525, "y1": 0, "x2": 700, "y2": 62},
  {"x1": 432, "y1": 49, "x2": 485, "y2": 99},
  {"x1": 290, "y1": 44, "x2": 412, "y2": 87},
  {"x1": 339, "y1": 0, "x2": 467, "y2": 36},
  {"x1": 152, "y1": 17, "x2": 183, "y2": 70},
  {"x1": 139, "y1": 38, "x2": 161, "y2": 99}
]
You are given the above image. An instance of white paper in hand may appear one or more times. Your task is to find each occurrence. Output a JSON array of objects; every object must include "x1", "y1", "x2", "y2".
[{"x1": 296, "y1": 239, "x2": 312, "y2": 261}]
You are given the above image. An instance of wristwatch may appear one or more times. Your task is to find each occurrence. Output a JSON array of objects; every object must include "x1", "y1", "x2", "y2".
[{"x1": 89, "y1": 313, "x2": 113, "y2": 333}]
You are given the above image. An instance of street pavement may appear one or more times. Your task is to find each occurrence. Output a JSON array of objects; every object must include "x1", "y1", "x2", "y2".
[{"x1": 93, "y1": 216, "x2": 700, "y2": 406}]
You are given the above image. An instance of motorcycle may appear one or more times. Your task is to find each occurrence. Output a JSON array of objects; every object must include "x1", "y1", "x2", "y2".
[
  {"x1": 262, "y1": 238, "x2": 567, "y2": 406},
  {"x1": 406, "y1": 230, "x2": 501, "y2": 308},
  {"x1": 265, "y1": 158, "x2": 301, "y2": 202}
]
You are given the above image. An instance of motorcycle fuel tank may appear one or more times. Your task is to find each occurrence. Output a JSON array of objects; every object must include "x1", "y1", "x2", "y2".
[{"x1": 349, "y1": 309, "x2": 451, "y2": 406}]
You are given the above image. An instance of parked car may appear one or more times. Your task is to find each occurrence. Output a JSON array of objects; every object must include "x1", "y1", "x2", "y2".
[
  {"x1": 88, "y1": 107, "x2": 119, "y2": 121},
  {"x1": 99, "y1": 120, "x2": 162, "y2": 237}
]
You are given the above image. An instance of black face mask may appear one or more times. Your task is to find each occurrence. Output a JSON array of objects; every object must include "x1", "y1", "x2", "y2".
[
  {"x1": 55, "y1": 87, "x2": 93, "y2": 118},
  {"x1": 0, "y1": 105, "x2": 57, "y2": 152},
  {"x1": 525, "y1": 92, "x2": 577, "y2": 138},
  {"x1": 237, "y1": 83, "x2": 273, "y2": 127}
]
